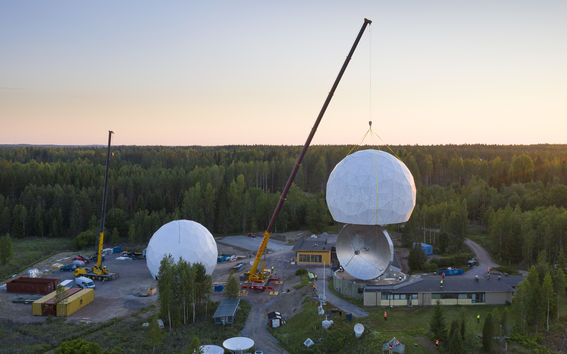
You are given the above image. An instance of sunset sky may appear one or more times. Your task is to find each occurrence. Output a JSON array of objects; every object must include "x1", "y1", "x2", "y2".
[{"x1": 1, "y1": 1, "x2": 566, "y2": 146}]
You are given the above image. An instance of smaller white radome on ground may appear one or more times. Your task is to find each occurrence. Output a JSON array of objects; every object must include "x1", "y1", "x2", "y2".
[
  {"x1": 146, "y1": 220, "x2": 217, "y2": 279},
  {"x1": 326, "y1": 149, "x2": 416, "y2": 226}
]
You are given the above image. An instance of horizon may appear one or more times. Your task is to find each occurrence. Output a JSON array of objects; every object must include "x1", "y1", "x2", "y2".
[{"x1": 1, "y1": 1, "x2": 566, "y2": 146}]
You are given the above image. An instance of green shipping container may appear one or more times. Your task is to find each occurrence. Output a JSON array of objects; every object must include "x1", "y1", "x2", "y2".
[{"x1": 56, "y1": 288, "x2": 94, "y2": 317}]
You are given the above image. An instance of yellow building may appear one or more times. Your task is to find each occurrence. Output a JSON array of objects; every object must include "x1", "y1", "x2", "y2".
[{"x1": 293, "y1": 235, "x2": 335, "y2": 266}]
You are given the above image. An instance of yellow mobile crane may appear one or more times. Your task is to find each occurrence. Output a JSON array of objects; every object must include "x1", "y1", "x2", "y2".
[
  {"x1": 75, "y1": 131, "x2": 119, "y2": 281},
  {"x1": 244, "y1": 19, "x2": 372, "y2": 288}
]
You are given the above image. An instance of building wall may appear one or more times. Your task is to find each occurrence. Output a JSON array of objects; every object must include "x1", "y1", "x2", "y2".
[
  {"x1": 363, "y1": 291, "x2": 379, "y2": 306},
  {"x1": 420, "y1": 292, "x2": 432, "y2": 306},
  {"x1": 296, "y1": 251, "x2": 331, "y2": 265},
  {"x1": 485, "y1": 292, "x2": 512, "y2": 305},
  {"x1": 332, "y1": 272, "x2": 365, "y2": 299}
]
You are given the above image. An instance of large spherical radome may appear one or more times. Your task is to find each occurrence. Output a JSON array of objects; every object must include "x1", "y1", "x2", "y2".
[
  {"x1": 326, "y1": 149, "x2": 416, "y2": 225},
  {"x1": 146, "y1": 220, "x2": 217, "y2": 279}
]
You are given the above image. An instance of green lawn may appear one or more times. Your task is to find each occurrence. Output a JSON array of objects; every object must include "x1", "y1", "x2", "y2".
[
  {"x1": 0, "y1": 237, "x2": 74, "y2": 282},
  {"x1": 271, "y1": 296, "x2": 512, "y2": 353}
]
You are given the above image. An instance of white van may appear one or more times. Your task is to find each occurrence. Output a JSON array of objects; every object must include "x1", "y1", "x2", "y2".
[{"x1": 75, "y1": 276, "x2": 96, "y2": 289}]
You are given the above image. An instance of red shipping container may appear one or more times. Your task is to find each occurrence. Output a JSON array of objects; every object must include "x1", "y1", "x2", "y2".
[
  {"x1": 42, "y1": 288, "x2": 82, "y2": 316},
  {"x1": 6, "y1": 277, "x2": 60, "y2": 295}
]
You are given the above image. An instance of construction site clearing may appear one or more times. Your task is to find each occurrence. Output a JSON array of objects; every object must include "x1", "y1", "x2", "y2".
[{"x1": 0, "y1": 231, "x2": 310, "y2": 327}]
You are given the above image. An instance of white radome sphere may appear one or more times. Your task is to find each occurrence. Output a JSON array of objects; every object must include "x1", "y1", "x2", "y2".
[
  {"x1": 326, "y1": 149, "x2": 416, "y2": 225},
  {"x1": 146, "y1": 220, "x2": 217, "y2": 279}
]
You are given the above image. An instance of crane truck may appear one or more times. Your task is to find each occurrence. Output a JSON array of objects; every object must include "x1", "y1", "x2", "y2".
[
  {"x1": 243, "y1": 19, "x2": 372, "y2": 291},
  {"x1": 75, "y1": 131, "x2": 119, "y2": 281}
]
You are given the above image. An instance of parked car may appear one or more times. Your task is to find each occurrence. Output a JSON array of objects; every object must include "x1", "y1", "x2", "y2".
[
  {"x1": 247, "y1": 233, "x2": 257, "y2": 238},
  {"x1": 59, "y1": 263, "x2": 77, "y2": 272},
  {"x1": 74, "y1": 255, "x2": 89, "y2": 264},
  {"x1": 75, "y1": 276, "x2": 96, "y2": 289},
  {"x1": 232, "y1": 263, "x2": 245, "y2": 271}
]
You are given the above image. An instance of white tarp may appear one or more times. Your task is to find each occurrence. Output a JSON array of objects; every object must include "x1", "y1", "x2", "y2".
[
  {"x1": 146, "y1": 220, "x2": 217, "y2": 279},
  {"x1": 326, "y1": 149, "x2": 416, "y2": 225}
]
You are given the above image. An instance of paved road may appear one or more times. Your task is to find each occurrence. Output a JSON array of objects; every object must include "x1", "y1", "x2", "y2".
[
  {"x1": 240, "y1": 301, "x2": 289, "y2": 354},
  {"x1": 310, "y1": 266, "x2": 368, "y2": 318},
  {"x1": 464, "y1": 238, "x2": 499, "y2": 278},
  {"x1": 218, "y1": 235, "x2": 292, "y2": 252}
]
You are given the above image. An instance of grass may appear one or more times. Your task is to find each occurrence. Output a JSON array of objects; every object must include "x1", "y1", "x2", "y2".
[
  {"x1": 0, "y1": 237, "x2": 74, "y2": 282},
  {"x1": 271, "y1": 296, "x2": 514, "y2": 353},
  {"x1": 0, "y1": 300, "x2": 251, "y2": 353},
  {"x1": 294, "y1": 269, "x2": 312, "y2": 290}
]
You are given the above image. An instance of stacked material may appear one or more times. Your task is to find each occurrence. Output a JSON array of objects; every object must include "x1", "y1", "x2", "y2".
[
  {"x1": 7, "y1": 277, "x2": 60, "y2": 295},
  {"x1": 32, "y1": 287, "x2": 94, "y2": 317}
]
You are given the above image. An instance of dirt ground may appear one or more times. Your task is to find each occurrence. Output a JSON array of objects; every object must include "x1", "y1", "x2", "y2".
[
  {"x1": 0, "y1": 251, "x2": 157, "y2": 324},
  {"x1": 0, "y1": 232, "x2": 328, "y2": 353}
]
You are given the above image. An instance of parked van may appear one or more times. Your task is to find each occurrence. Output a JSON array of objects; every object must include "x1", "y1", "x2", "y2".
[{"x1": 75, "y1": 276, "x2": 95, "y2": 289}]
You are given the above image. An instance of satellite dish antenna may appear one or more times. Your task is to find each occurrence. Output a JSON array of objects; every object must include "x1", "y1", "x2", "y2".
[
  {"x1": 354, "y1": 323, "x2": 365, "y2": 338},
  {"x1": 336, "y1": 224, "x2": 393, "y2": 280},
  {"x1": 200, "y1": 345, "x2": 224, "y2": 354},
  {"x1": 222, "y1": 337, "x2": 254, "y2": 353}
]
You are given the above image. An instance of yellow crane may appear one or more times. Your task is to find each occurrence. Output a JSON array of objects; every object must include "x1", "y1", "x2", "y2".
[
  {"x1": 75, "y1": 131, "x2": 119, "y2": 281},
  {"x1": 245, "y1": 19, "x2": 372, "y2": 285}
]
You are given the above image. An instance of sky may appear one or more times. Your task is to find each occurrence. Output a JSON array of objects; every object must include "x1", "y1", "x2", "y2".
[{"x1": 1, "y1": 1, "x2": 566, "y2": 146}]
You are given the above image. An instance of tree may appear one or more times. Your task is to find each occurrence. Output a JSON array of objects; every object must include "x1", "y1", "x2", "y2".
[
  {"x1": 448, "y1": 319, "x2": 464, "y2": 354},
  {"x1": 157, "y1": 255, "x2": 175, "y2": 330},
  {"x1": 429, "y1": 301, "x2": 447, "y2": 344},
  {"x1": 55, "y1": 339, "x2": 102, "y2": 354},
  {"x1": 146, "y1": 315, "x2": 164, "y2": 353},
  {"x1": 542, "y1": 273, "x2": 553, "y2": 331},
  {"x1": 74, "y1": 229, "x2": 97, "y2": 250},
  {"x1": 186, "y1": 336, "x2": 202, "y2": 353},
  {"x1": 408, "y1": 245, "x2": 427, "y2": 272},
  {"x1": 0, "y1": 233, "x2": 13, "y2": 265},
  {"x1": 225, "y1": 273, "x2": 240, "y2": 299},
  {"x1": 482, "y1": 313, "x2": 495, "y2": 353}
]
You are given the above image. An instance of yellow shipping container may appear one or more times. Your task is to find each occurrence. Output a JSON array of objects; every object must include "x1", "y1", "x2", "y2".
[
  {"x1": 56, "y1": 288, "x2": 94, "y2": 317},
  {"x1": 32, "y1": 287, "x2": 69, "y2": 316}
]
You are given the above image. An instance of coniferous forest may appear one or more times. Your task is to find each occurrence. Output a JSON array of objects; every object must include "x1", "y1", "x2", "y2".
[{"x1": 1, "y1": 144, "x2": 567, "y2": 268}]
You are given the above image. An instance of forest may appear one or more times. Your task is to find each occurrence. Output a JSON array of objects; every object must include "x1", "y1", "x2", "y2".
[{"x1": 1, "y1": 144, "x2": 567, "y2": 268}]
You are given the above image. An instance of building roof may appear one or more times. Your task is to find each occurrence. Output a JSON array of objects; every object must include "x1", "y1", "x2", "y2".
[
  {"x1": 213, "y1": 298, "x2": 240, "y2": 318},
  {"x1": 292, "y1": 233, "x2": 337, "y2": 252},
  {"x1": 365, "y1": 275, "x2": 524, "y2": 294}
]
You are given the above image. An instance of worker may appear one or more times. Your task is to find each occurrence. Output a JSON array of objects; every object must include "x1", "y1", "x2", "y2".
[
  {"x1": 435, "y1": 339, "x2": 439, "y2": 348},
  {"x1": 440, "y1": 279, "x2": 444, "y2": 287},
  {"x1": 384, "y1": 311, "x2": 388, "y2": 321},
  {"x1": 271, "y1": 266, "x2": 274, "y2": 274},
  {"x1": 476, "y1": 313, "x2": 480, "y2": 324},
  {"x1": 442, "y1": 272, "x2": 445, "y2": 279}
]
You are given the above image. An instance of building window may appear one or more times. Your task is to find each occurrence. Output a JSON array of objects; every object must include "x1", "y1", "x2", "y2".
[
  {"x1": 472, "y1": 293, "x2": 485, "y2": 303},
  {"x1": 299, "y1": 254, "x2": 310, "y2": 263},
  {"x1": 381, "y1": 293, "x2": 391, "y2": 300},
  {"x1": 310, "y1": 255, "x2": 322, "y2": 263}
]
